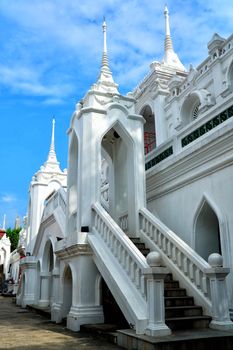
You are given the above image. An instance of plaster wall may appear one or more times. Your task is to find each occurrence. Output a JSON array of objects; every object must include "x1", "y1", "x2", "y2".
[{"x1": 146, "y1": 156, "x2": 233, "y2": 309}]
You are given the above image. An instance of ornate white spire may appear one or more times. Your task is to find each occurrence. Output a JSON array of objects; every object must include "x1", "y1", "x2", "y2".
[
  {"x1": 47, "y1": 118, "x2": 58, "y2": 163},
  {"x1": 31, "y1": 118, "x2": 67, "y2": 187},
  {"x1": 101, "y1": 18, "x2": 110, "y2": 71},
  {"x1": 42, "y1": 118, "x2": 62, "y2": 173},
  {"x1": 162, "y1": 6, "x2": 185, "y2": 71},
  {"x1": 95, "y1": 19, "x2": 119, "y2": 93}
]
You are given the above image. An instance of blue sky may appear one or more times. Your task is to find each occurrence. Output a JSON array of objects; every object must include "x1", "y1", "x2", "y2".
[{"x1": 0, "y1": 0, "x2": 233, "y2": 228}]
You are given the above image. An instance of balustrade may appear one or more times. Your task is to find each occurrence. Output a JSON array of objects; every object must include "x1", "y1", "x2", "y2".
[
  {"x1": 119, "y1": 212, "x2": 128, "y2": 232},
  {"x1": 92, "y1": 203, "x2": 148, "y2": 298},
  {"x1": 139, "y1": 208, "x2": 211, "y2": 307},
  {"x1": 139, "y1": 207, "x2": 233, "y2": 329}
]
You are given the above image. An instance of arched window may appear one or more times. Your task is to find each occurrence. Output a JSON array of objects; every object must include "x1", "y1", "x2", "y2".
[
  {"x1": 181, "y1": 89, "x2": 215, "y2": 126},
  {"x1": 192, "y1": 102, "x2": 201, "y2": 120},
  {"x1": 140, "y1": 105, "x2": 156, "y2": 154},
  {"x1": 194, "y1": 200, "x2": 221, "y2": 261},
  {"x1": 227, "y1": 60, "x2": 233, "y2": 91},
  {"x1": 181, "y1": 93, "x2": 201, "y2": 126}
]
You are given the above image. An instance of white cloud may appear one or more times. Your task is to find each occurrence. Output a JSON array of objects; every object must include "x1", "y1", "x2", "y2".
[
  {"x1": 0, "y1": 0, "x2": 232, "y2": 96},
  {"x1": 1, "y1": 194, "x2": 17, "y2": 203},
  {"x1": 42, "y1": 98, "x2": 65, "y2": 106},
  {"x1": 0, "y1": 65, "x2": 74, "y2": 98}
]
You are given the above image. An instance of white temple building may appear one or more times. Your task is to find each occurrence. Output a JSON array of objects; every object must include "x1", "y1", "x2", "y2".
[
  {"x1": 0, "y1": 228, "x2": 11, "y2": 289},
  {"x1": 14, "y1": 6, "x2": 233, "y2": 345}
]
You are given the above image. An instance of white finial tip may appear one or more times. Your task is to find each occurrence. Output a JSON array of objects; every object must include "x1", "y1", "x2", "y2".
[
  {"x1": 102, "y1": 17, "x2": 107, "y2": 29},
  {"x1": 164, "y1": 5, "x2": 169, "y2": 15}
]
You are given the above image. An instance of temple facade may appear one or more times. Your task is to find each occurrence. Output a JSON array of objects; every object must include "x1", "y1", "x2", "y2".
[
  {"x1": 13, "y1": 6, "x2": 233, "y2": 341},
  {"x1": 0, "y1": 228, "x2": 11, "y2": 290}
]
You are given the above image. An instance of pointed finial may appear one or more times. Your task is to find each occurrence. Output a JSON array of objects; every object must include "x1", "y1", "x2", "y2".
[
  {"x1": 50, "y1": 118, "x2": 55, "y2": 152},
  {"x1": 101, "y1": 17, "x2": 109, "y2": 69},
  {"x1": 164, "y1": 5, "x2": 173, "y2": 51},
  {"x1": 46, "y1": 117, "x2": 58, "y2": 164},
  {"x1": 162, "y1": 6, "x2": 185, "y2": 71},
  {"x1": 95, "y1": 19, "x2": 119, "y2": 93}
]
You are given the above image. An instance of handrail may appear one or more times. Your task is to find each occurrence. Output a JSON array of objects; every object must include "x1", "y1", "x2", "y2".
[
  {"x1": 92, "y1": 202, "x2": 148, "y2": 298},
  {"x1": 139, "y1": 207, "x2": 212, "y2": 311}
]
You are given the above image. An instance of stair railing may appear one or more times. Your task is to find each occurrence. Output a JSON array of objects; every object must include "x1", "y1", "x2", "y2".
[
  {"x1": 139, "y1": 208, "x2": 212, "y2": 310},
  {"x1": 92, "y1": 202, "x2": 148, "y2": 299},
  {"x1": 139, "y1": 207, "x2": 233, "y2": 330}
]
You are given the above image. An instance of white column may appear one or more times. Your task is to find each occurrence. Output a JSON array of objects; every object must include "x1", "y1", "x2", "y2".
[
  {"x1": 51, "y1": 267, "x2": 62, "y2": 322},
  {"x1": 67, "y1": 255, "x2": 104, "y2": 332},
  {"x1": 51, "y1": 268, "x2": 60, "y2": 305},
  {"x1": 143, "y1": 252, "x2": 171, "y2": 337},
  {"x1": 205, "y1": 253, "x2": 233, "y2": 330},
  {"x1": 18, "y1": 256, "x2": 38, "y2": 308},
  {"x1": 38, "y1": 272, "x2": 51, "y2": 307}
]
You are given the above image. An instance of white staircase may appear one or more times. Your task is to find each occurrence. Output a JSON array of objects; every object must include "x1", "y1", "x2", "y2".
[
  {"x1": 88, "y1": 203, "x2": 148, "y2": 334},
  {"x1": 89, "y1": 202, "x2": 233, "y2": 335}
]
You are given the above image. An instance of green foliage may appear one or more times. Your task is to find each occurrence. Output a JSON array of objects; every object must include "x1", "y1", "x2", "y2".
[{"x1": 6, "y1": 227, "x2": 21, "y2": 252}]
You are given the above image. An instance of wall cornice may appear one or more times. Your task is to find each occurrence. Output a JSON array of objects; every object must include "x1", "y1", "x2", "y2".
[
  {"x1": 146, "y1": 122, "x2": 233, "y2": 201},
  {"x1": 55, "y1": 243, "x2": 91, "y2": 259}
]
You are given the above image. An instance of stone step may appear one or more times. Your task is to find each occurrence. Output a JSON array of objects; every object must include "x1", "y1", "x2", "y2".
[
  {"x1": 164, "y1": 280, "x2": 180, "y2": 289},
  {"x1": 164, "y1": 288, "x2": 186, "y2": 297},
  {"x1": 164, "y1": 273, "x2": 173, "y2": 281},
  {"x1": 128, "y1": 237, "x2": 141, "y2": 244},
  {"x1": 165, "y1": 315, "x2": 211, "y2": 331},
  {"x1": 133, "y1": 242, "x2": 147, "y2": 250},
  {"x1": 117, "y1": 328, "x2": 233, "y2": 350},
  {"x1": 128, "y1": 235, "x2": 212, "y2": 332},
  {"x1": 165, "y1": 305, "x2": 203, "y2": 318},
  {"x1": 165, "y1": 296, "x2": 195, "y2": 307}
]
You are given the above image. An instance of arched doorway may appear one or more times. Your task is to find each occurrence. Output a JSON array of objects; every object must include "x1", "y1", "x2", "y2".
[
  {"x1": 41, "y1": 240, "x2": 54, "y2": 307},
  {"x1": 140, "y1": 105, "x2": 156, "y2": 154},
  {"x1": 62, "y1": 265, "x2": 73, "y2": 319},
  {"x1": 195, "y1": 201, "x2": 221, "y2": 261},
  {"x1": 101, "y1": 124, "x2": 134, "y2": 231}
]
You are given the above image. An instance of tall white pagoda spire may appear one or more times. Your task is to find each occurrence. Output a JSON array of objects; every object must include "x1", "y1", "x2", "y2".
[
  {"x1": 101, "y1": 18, "x2": 110, "y2": 72},
  {"x1": 47, "y1": 118, "x2": 58, "y2": 163},
  {"x1": 162, "y1": 6, "x2": 185, "y2": 71},
  {"x1": 41, "y1": 118, "x2": 62, "y2": 173},
  {"x1": 95, "y1": 18, "x2": 119, "y2": 93}
]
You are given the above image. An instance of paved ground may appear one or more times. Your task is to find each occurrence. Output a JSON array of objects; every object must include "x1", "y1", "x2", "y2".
[{"x1": 0, "y1": 296, "x2": 122, "y2": 350}]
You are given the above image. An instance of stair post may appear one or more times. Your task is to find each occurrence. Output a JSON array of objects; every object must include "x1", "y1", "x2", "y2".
[
  {"x1": 205, "y1": 253, "x2": 233, "y2": 330},
  {"x1": 143, "y1": 252, "x2": 171, "y2": 337}
]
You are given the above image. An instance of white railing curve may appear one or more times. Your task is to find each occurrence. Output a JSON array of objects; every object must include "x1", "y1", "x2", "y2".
[
  {"x1": 92, "y1": 202, "x2": 148, "y2": 299},
  {"x1": 139, "y1": 207, "x2": 212, "y2": 311},
  {"x1": 139, "y1": 207, "x2": 233, "y2": 329}
]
